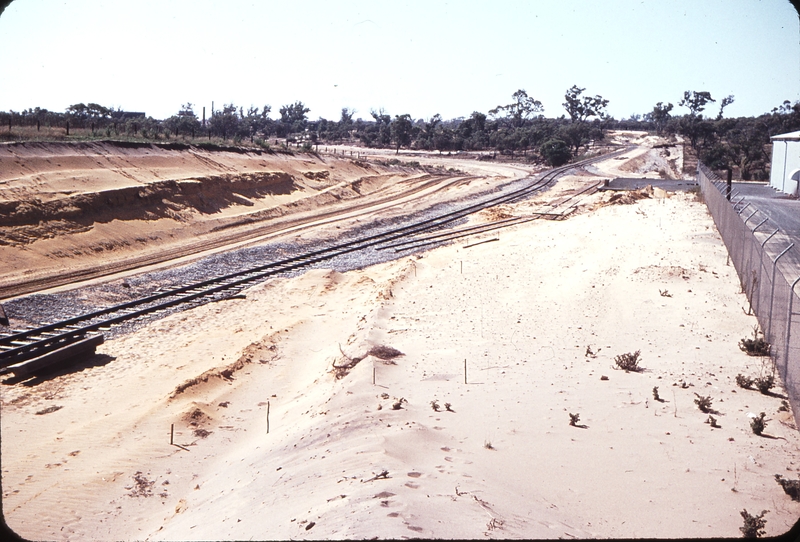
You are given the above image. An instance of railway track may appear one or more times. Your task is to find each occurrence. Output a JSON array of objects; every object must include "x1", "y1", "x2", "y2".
[{"x1": 0, "y1": 148, "x2": 629, "y2": 375}]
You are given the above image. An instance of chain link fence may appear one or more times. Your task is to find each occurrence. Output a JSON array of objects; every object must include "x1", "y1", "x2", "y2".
[{"x1": 698, "y1": 163, "x2": 800, "y2": 423}]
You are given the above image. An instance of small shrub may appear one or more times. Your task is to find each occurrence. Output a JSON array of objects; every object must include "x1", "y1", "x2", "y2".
[
  {"x1": 367, "y1": 345, "x2": 404, "y2": 363},
  {"x1": 706, "y1": 415, "x2": 720, "y2": 428},
  {"x1": 614, "y1": 350, "x2": 643, "y2": 372},
  {"x1": 739, "y1": 327, "x2": 771, "y2": 356},
  {"x1": 739, "y1": 508, "x2": 768, "y2": 538},
  {"x1": 484, "y1": 440, "x2": 495, "y2": 450},
  {"x1": 430, "y1": 400, "x2": 441, "y2": 412},
  {"x1": 754, "y1": 375, "x2": 774, "y2": 394},
  {"x1": 569, "y1": 413, "x2": 581, "y2": 426},
  {"x1": 392, "y1": 397, "x2": 407, "y2": 410},
  {"x1": 750, "y1": 412, "x2": 768, "y2": 435},
  {"x1": 774, "y1": 474, "x2": 800, "y2": 501},
  {"x1": 694, "y1": 393, "x2": 713, "y2": 413},
  {"x1": 653, "y1": 386, "x2": 663, "y2": 402},
  {"x1": 736, "y1": 373, "x2": 754, "y2": 389},
  {"x1": 444, "y1": 402, "x2": 454, "y2": 412},
  {"x1": 779, "y1": 400, "x2": 790, "y2": 412}
]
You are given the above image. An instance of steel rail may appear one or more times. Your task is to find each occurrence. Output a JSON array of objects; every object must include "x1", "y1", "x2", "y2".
[{"x1": 0, "y1": 147, "x2": 629, "y2": 369}]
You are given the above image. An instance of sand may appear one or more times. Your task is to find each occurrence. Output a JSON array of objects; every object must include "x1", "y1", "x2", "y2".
[
  {"x1": 0, "y1": 141, "x2": 512, "y2": 298},
  {"x1": 1, "y1": 137, "x2": 799, "y2": 540}
]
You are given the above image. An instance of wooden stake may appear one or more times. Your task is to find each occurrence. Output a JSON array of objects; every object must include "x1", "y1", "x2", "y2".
[
  {"x1": 464, "y1": 359, "x2": 468, "y2": 384},
  {"x1": 170, "y1": 423, "x2": 174, "y2": 445},
  {"x1": 266, "y1": 401, "x2": 270, "y2": 434},
  {"x1": 373, "y1": 366, "x2": 376, "y2": 385}
]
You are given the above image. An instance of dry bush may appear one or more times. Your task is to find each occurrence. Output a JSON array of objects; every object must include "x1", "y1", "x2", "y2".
[
  {"x1": 128, "y1": 471, "x2": 155, "y2": 498},
  {"x1": 775, "y1": 475, "x2": 800, "y2": 501},
  {"x1": 652, "y1": 386, "x2": 664, "y2": 402},
  {"x1": 693, "y1": 393, "x2": 713, "y2": 413},
  {"x1": 739, "y1": 326, "x2": 771, "y2": 357},
  {"x1": 754, "y1": 375, "x2": 775, "y2": 395},
  {"x1": 614, "y1": 350, "x2": 643, "y2": 372},
  {"x1": 569, "y1": 413, "x2": 581, "y2": 426},
  {"x1": 366, "y1": 345, "x2": 404, "y2": 363},
  {"x1": 736, "y1": 373, "x2": 754, "y2": 390},
  {"x1": 332, "y1": 355, "x2": 362, "y2": 379},
  {"x1": 739, "y1": 509, "x2": 768, "y2": 538},
  {"x1": 750, "y1": 412, "x2": 768, "y2": 436}
]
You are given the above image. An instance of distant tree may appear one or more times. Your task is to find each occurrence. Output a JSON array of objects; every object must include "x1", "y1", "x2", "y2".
[
  {"x1": 278, "y1": 101, "x2": 310, "y2": 136},
  {"x1": 557, "y1": 120, "x2": 606, "y2": 156},
  {"x1": 371, "y1": 108, "x2": 392, "y2": 147},
  {"x1": 716, "y1": 95, "x2": 735, "y2": 120},
  {"x1": 679, "y1": 90, "x2": 715, "y2": 117},
  {"x1": 770, "y1": 99, "x2": 800, "y2": 135},
  {"x1": 540, "y1": 139, "x2": 572, "y2": 166},
  {"x1": 164, "y1": 102, "x2": 202, "y2": 137},
  {"x1": 208, "y1": 103, "x2": 240, "y2": 139},
  {"x1": 391, "y1": 114, "x2": 413, "y2": 154},
  {"x1": 649, "y1": 102, "x2": 674, "y2": 134},
  {"x1": 489, "y1": 89, "x2": 544, "y2": 128},
  {"x1": 416, "y1": 113, "x2": 442, "y2": 150},
  {"x1": 340, "y1": 107, "x2": 355, "y2": 125},
  {"x1": 563, "y1": 85, "x2": 609, "y2": 123}
]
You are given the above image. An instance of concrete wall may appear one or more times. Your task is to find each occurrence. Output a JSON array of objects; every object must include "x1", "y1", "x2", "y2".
[{"x1": 770, "y1": 136, "x2": 800, "y2": 195}]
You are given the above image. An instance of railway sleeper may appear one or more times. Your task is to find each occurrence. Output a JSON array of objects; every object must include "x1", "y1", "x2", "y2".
[
  {"x1": 1, "y1": 334, "x2": 104, "y2": 378},
  {"x1": 0, "y1": 332, "x2": 93, "y2": 368}
]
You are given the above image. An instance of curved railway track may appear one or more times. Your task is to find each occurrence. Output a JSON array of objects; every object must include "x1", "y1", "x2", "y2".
[{"x1": 0, "y1": 148, "x2": 629, "y2": 374}]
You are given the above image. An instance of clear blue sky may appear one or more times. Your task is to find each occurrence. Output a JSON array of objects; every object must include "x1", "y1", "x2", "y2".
[{"x1": 0, "y1": 0, "x2": 797, "y2": 121}]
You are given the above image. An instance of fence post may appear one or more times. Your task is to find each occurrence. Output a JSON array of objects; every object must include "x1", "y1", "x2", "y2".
[
  {"x1": 755, "y1": 227, "x2": 779, "y2": 321},
  {"x1": 727, "y1": 168, "x2": 733, "y2": 201},
  {"x1": 768, "y1": 243, "x2": 794, "y2": 340}
]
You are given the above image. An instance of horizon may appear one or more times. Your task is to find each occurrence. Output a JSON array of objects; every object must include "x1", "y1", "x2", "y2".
[{"x1": 0, "y1": 0, "x2": 798, "y2": 122}]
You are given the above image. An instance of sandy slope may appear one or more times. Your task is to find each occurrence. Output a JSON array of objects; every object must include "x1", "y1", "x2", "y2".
[
  {"x1": 1, "y1": 141, "x2": 497, "y2": 298},
  {"x1": 2, "y1": 172, "x2": 799, "y2": 539}
]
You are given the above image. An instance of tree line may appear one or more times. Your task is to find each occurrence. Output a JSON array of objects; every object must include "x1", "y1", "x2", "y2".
[{"x1": 1, "y1": 87, "x2": 798, "y2": 178}]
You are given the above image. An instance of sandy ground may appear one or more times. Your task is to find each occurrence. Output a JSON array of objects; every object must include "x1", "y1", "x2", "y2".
[
  {"x1": 1, "y1": 141, "x2": 510, "y2": 298},
  {"x1": 2, "y1": 137, "x2": 800, "y2": 540}
]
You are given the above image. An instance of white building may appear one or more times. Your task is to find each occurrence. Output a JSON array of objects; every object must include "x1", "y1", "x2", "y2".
[{"x1": 770, "y1": 130, "x2": 800, "y2": 195}]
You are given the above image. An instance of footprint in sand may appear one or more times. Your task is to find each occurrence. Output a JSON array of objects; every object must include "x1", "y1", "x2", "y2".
[{"x1": 407, "y1": 472, "x2": 422, "y2": 478}]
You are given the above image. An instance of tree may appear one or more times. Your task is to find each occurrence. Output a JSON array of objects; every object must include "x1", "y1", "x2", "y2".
[
  {"x1": 208, "y1": 103, "x2": 240, "y2": 139},
  {"x1": 391, "y1": 114, "x2": 413, "y2": 154},
  {"x1": 164, "y1": 102, "x2": 202, "y2": 137},
  {"x1": 489, "y1": 89, "x2": 544, "y2": 128},
  {"x1": 278, "y1": 101, "x2": 310, "y2": 136},
  {"x1": 650, "y1": 102, "x2": 673, "y2": 134},
  {"x1": 679, "y1": 90, "x2": 715, "y2": 117},
  {"x1": 370, "y1": 108, "x2": 392, "y2": 147},
  {"x1": 563, "y1": 85, "x2": 609, "y2": 123},
  {"x1": 770, "y1": 100, "x2": 800, "y2": 135},
  {"x1": 340, "y1": 107, "x2": 355, "y2": 125},
  {"x1": 416, "y1": 113, "x2": 442, "y2": 150},
  {"x1": 716, "y1": 95, "x2": 735, "y2": 120},
  {"x1": 540, "y1": 139, "x2": 572, "y2": 166}
]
